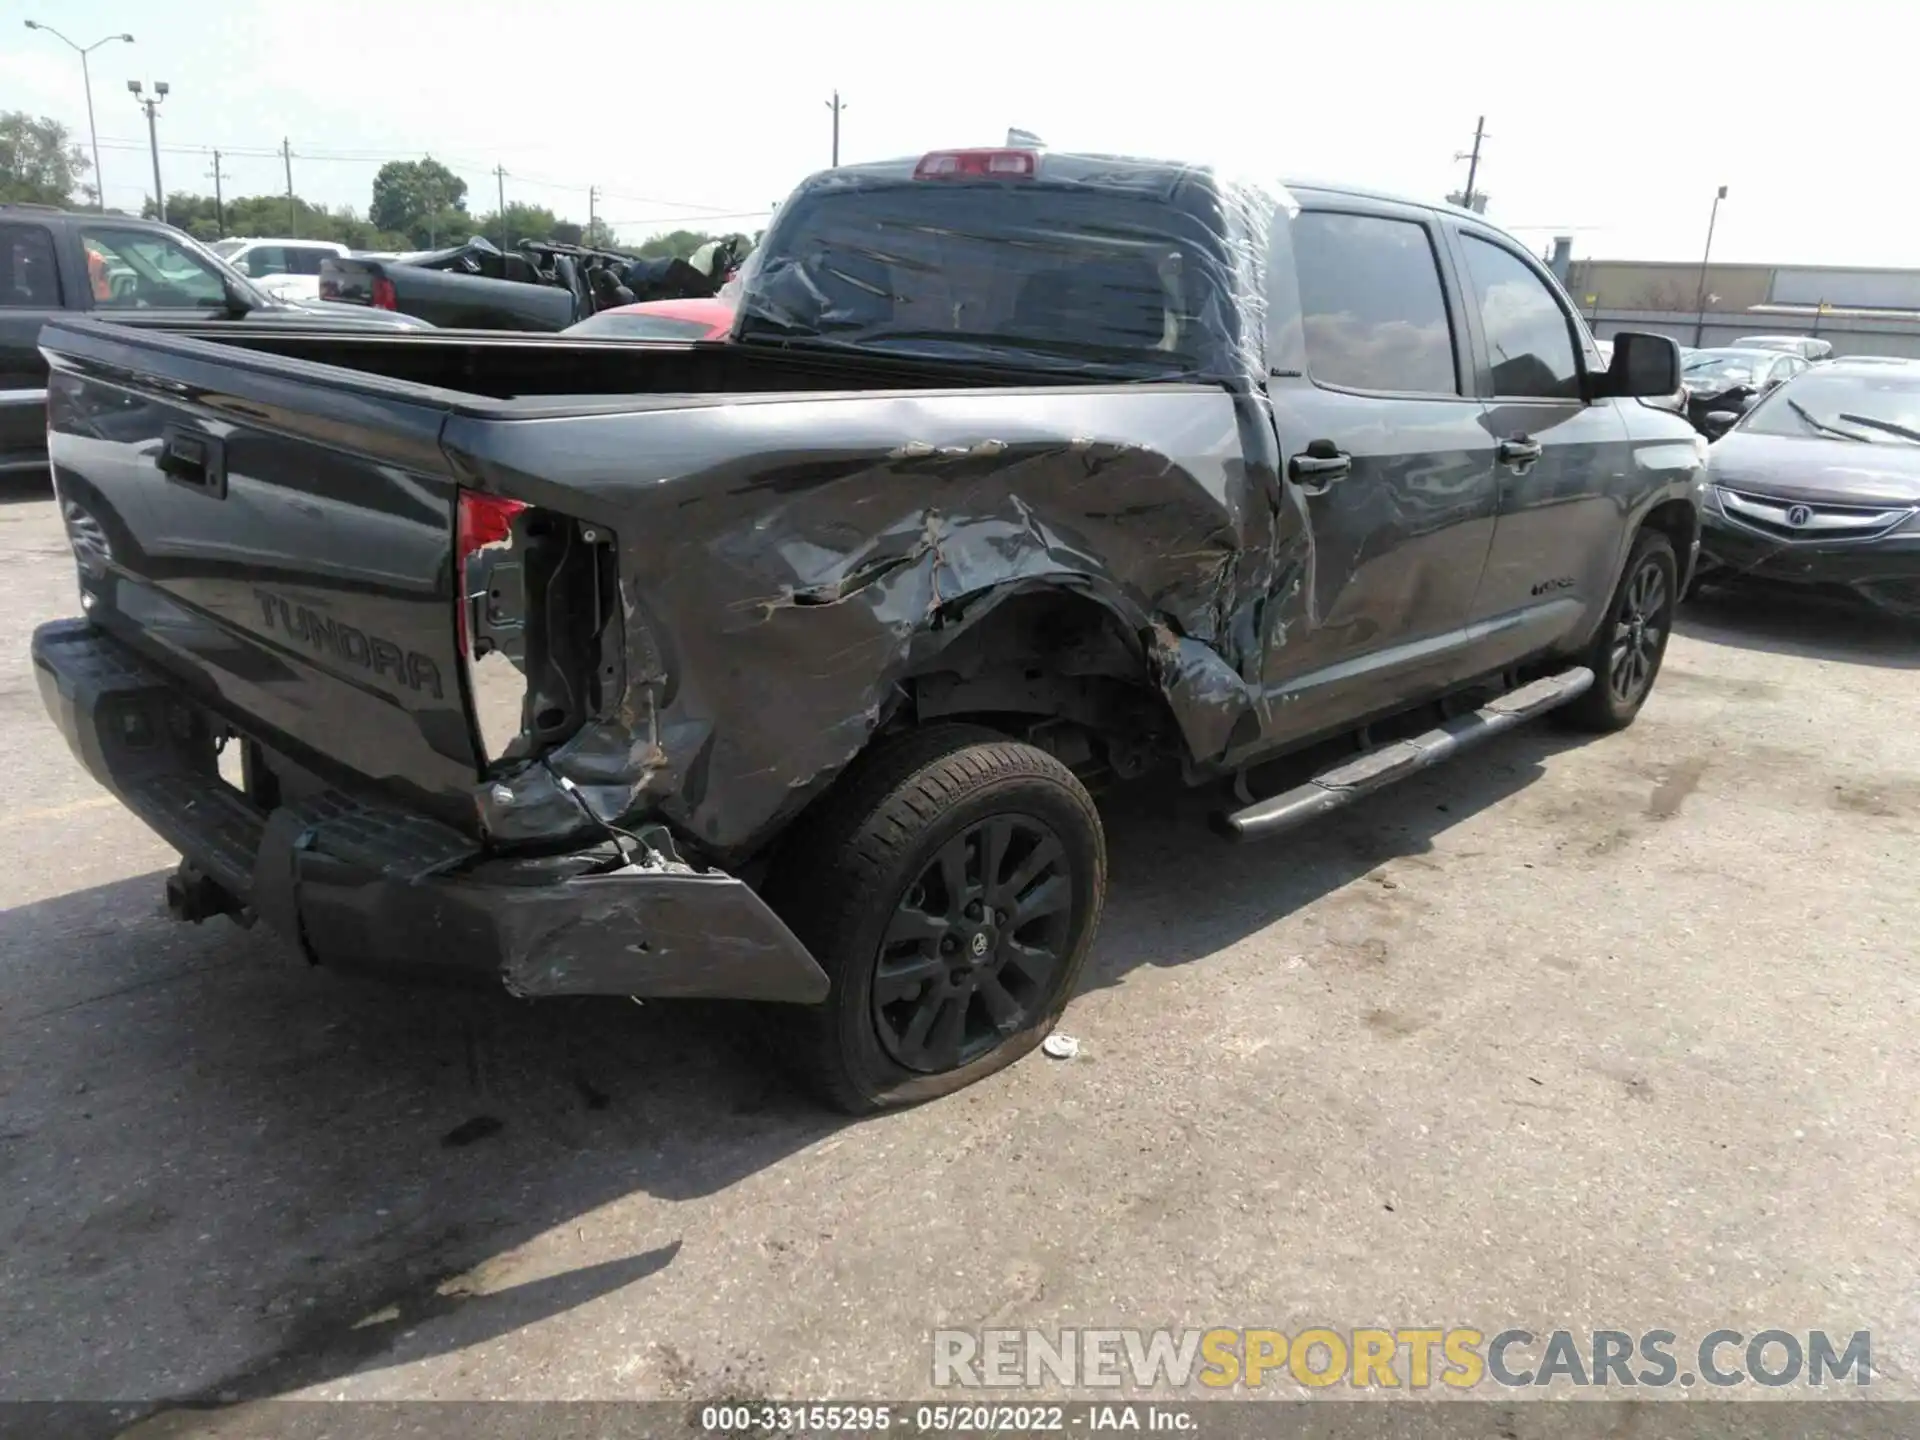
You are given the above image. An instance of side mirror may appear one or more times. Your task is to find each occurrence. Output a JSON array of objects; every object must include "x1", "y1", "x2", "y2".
[
  {"x1": 1701, "y1": 410, "x2": 1740, "y2": 439},
  {"x1": 1589, "y1": 330, "x2": 1681, "y2": 399}
]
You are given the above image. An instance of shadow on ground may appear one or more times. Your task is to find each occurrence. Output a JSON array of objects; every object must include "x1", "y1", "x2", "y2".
[
  {"x1": 1680, "y1": 583, "x2": 1920, "y2": 670},
  {"x1": 0, "y1": 724, "x2": 1574, "y2": 1415},
  {"x1": 0, "y1": 470, "x2": 52, "y2": 506}
]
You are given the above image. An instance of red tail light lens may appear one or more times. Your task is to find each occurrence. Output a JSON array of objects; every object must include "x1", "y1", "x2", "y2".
[
  {"x1": 914, "y1": 149, "x2": 1037, "y2": 180},
  {"x1": 455, "y1": 490, "x2": 526, "y2": 655},
  {"x1": 371, "y1": 275, "x2": 398, "y2": 310},
  {"x1": 459, "y1": 491, "x2": 527, "y2": 556}
]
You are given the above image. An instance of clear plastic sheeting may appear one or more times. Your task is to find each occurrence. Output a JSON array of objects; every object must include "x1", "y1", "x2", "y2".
[{"x1": 736, "y1": 151, "x2": 1298, "y2": 388}]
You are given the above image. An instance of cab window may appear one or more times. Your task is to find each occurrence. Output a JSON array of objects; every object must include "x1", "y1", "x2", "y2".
[{"x1": 238, "y1": 245, "x2": 290, "y2": 276}]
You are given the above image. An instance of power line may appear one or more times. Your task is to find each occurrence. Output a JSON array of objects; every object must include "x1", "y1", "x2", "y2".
[
  {"x1": 602, "y1": 209, "x2": 772, "y2": 227},
  {"x1": 89, "y1": 135, "x2": 752, "y2": 216}
]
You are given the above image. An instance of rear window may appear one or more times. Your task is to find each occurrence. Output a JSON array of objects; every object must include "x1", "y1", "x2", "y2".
[
  {"x1": 565, "y1": 311, "x2": 721, "y2": 341},
  {"x1": 739, "y1": 183, "x2": 1237, "y2": 379}
]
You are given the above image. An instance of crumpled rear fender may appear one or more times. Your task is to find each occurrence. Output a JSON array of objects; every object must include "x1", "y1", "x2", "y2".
[{"x1": 445, "y1": 385, "x2": 1308, "y2": 859}]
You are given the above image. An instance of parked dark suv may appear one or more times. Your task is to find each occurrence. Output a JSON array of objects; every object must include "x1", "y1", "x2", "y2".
[{"x1": 1, "y1": 205, "x2": 427, "y2": 476}]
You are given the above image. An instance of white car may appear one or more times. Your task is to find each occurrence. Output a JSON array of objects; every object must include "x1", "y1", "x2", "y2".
[{"x1": 208, "y1": 237, "x2": 351, "y2": 304}]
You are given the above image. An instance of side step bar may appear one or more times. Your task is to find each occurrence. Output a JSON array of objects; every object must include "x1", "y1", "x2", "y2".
[{"x1": 1214, "y1": 666, "x2": 1594, "y2": 843}]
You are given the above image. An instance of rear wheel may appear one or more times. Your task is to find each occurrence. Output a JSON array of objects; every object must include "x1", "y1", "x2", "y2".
[
  {"x1": 1555, "y1": 529, "x2": 1678, "y2": 733},
  {"x1": 762, "y1": 725, "x2": 1106, "y2": 1113}
]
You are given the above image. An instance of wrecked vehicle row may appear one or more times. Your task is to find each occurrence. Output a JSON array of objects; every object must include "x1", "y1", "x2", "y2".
[
  {"x1": 316, "y1": 233, "x2": 751, "y2": 331},
  {"x1": 34, "y1": 147, "x2": 1702, "y2": 1111}
]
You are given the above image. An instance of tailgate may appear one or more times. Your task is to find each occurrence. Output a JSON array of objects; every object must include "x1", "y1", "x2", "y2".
[{"x1": 39, "y1": 319, "x2": 482, "y2": 824}]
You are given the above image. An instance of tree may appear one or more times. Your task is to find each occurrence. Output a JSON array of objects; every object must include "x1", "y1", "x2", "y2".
[
  {"x1": 370, "y1": 158, "x2": 470, "y2": 248},
  {"x1": 477, "y1": 202, "x2": 560, "y2": 248},
  {"x1": 143, "y1": 191, "x2": 409, "y2": 250},
  {"x1": 0, "y1": 111, "x2": 91, "y2": 207}
]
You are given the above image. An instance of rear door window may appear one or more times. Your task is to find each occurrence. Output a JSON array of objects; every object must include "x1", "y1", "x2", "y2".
[
  {"x1": 0, "y1": 224, "x2": 61, "y2": 308},
  {"x1": 1292, "y1": 211, "x2": 1458, "y2": 395},
  {"x1": 1459, "y1": 234, "x2": 1581, "y2": 400}
]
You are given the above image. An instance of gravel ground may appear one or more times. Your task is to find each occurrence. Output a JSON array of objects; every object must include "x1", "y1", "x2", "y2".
[{"x1": 1, "y1": 475, "x2": 1916, "y2": 1414}]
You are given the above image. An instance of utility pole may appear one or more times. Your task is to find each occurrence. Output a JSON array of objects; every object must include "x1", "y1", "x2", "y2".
[
  {"x1": 1455, "y1": 115, "x2": 1487, "y2": 213},
  {"x1": 127, "y1": 80, "x2": 168, "y2": 223},
  {"x1": 208, "y1": 149, "x2": 225, "y2": 235},
  {"x1": 24, "y1": 22, "x2": 134, "y2": 211},
  {"x1": 282, "y1": 138, "x2": 297, "y2": 236},
  {"x1": 494, "y1": 165, "x2": 508, "y2": 249},
  {"x1": 1692, "y1": 184, "x2": 1728, "y2": 348},
  {"x1": 588, "y1": 185, "x2": 598, "y2": 243},
  {"x1": 825, "y1": 90, "x2": 846, "y2": 166}
]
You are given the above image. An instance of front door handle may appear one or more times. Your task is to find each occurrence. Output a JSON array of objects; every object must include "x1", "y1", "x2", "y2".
[
  {"x1": 1498, "y1": 437, "x2": 1543, "y2": 466},
  {"x1": 1288, "y1": 442, "x2": 1352, "y2": 489}
]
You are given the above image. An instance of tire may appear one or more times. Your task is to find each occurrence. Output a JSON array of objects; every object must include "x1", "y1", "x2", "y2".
[
  {"x1": 1554, "y1": 528, "x2": 1678, "y2": 733},
  {"x1": 761, "y1": 724, "x2": 1107, "y2": 1114}
]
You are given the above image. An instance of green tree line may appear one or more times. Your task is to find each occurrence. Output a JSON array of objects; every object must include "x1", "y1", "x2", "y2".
[{"x1": 4, "y1": 119, "x2": 736, "y2": 261}]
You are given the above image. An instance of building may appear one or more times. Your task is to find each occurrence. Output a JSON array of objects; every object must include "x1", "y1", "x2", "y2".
[{"x1": 1563, "y1": 258, "x2": 1920, "y2": 357}]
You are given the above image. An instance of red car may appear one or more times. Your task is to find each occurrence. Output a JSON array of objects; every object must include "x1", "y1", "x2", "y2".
[{"x1": 562, "y1": 297, "x2": 733, "y2": 340}]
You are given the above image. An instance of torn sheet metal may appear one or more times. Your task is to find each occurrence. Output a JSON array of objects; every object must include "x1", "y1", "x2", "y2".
[{"x1": 445, "y1": 379, "x2": 1303, "y2": 859}]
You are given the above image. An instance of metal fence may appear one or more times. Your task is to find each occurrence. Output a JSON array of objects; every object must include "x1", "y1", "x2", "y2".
[{"x1": 1584, "y1": 308, "x2": 1920, "y2": 359}]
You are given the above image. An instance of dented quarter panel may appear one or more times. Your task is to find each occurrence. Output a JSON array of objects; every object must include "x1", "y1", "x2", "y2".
[{"x1": 442, "y1": 385, "x2": 1286, "y2": 858}]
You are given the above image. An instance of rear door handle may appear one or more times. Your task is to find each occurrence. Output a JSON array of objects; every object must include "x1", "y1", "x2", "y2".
[
  {"x1": 1288, "y1": 443, "x2": 1352, "y2": 489},
  {"x1": 1498, "y1": 437, "x2": 1543, "y2": 466},
  {"x1": 157, "y1": 426, "x2": 227, "y2": 498}
]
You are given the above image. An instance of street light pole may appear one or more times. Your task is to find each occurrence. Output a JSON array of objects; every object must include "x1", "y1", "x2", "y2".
[
  {"x1": 1692, "y1": 184, "x2": 1728, "y2": 348},
  {"x1": 127, "y1": 80, "x2": 169, "y2": 225},
  {"x1": 23, "y1": 21, "x2": 135, "y2": 210}
]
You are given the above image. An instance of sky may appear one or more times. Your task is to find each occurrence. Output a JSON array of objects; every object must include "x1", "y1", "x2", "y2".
[{"x1": 1, "y1": 0, "x2": 1907, "y2": 268}]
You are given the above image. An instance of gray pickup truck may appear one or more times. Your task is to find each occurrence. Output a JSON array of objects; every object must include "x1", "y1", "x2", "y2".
[{"x1": 31, "y1": 148, "x2": 1701, "y2": 1111}]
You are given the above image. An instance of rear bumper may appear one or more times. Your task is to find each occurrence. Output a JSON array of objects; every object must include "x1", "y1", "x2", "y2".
[
  {"x1": 1699, "y1": 512, "x2": 1920, "y2": 615},
  {"x1": 31, "y1": 618, "x2": 829, "y2": 1003}
]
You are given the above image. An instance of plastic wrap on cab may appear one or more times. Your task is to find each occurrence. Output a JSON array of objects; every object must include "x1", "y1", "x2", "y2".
[{"x1": 735, "y1": 152, "x2": 1297, "y2": 388}]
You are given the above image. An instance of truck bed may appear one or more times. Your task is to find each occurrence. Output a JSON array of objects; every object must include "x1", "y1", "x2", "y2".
[
  {"x1": 106, "y1": 322, "x2": 1116, "y2": 408},
  {"x1": 37, "y1": 317, "x2": 1227, "y2": 848}
]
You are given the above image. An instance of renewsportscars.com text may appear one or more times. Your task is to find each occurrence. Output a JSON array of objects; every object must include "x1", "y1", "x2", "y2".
[{"x1": 932, "y1": 1328, "x2": 1871, "y2": 1391}]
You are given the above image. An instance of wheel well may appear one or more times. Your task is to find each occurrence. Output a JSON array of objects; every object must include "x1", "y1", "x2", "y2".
[
  {"x1": 1641, "y1": 497, "x2": 1697, "y2": 569},
  {"x1": 900, "y1": 590, "x2": 1178, "y2": 780}
]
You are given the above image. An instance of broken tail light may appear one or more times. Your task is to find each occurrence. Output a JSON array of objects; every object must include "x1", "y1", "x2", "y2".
[
  {"x1": 455, "y1": 490, "x2": 526, "y2": 657},
  {"x1": 456, "y1": 489, "x2": 533, "y2": 767},
  {"x1": 913, "y1": 149, "x2": 1037, "y2": 180},
  {"x1": 371, "y1": 275, "x2": 398, "y2": 310}
]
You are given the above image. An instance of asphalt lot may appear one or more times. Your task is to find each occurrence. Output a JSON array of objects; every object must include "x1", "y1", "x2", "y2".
[{"x1": 2, "y1": 473, "x2": 1917, "y2": 1411}]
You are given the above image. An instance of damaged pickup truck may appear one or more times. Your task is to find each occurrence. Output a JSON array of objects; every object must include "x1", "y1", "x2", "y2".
[{"x1": 33, "y1": 148, "x2": 1702, "y2": 1111}]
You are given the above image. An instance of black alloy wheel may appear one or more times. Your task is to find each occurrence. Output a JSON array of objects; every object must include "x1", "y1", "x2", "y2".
[
  {"x1": 760, "y1": 724, "x2": 1106, "y2": 1113},
  {"x1": 873, "y1": 814, "x2": 1071, "y2": 1074},
  {"x1": 1610, "y1": 552, "x2": 1671, "y2": 707},
  {"x1": 1555, "y1": 528, "x2": 1678, "y2": 733}
]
